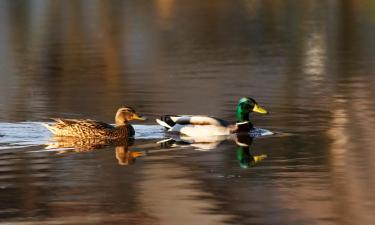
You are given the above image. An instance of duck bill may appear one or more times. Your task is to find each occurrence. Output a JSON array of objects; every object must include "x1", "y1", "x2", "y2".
[
  {"x1": 253, "y1": 104, "x2": 268, "y2": 114},
  {"x1": 130, "y1": 151, "x2": 144, "y2": 158},
  {"x1": 253, "y1": 154, "x2": 267, "y2": 163},
  {"x1": 132, "y1": 114, "x2": 146, "y2": 121}
]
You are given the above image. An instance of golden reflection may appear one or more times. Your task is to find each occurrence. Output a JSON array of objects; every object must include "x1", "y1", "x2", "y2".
[
  {"x1": 115, "y1": 145, "x2": 143, "y2": 166},
  {"x1": 155, "y1": 0, "x2": 175, "y2": 28},
  {"x1": 139, "y1": 162, "x2": 233, "y2": 225},
  {"x1": 97, "y1": 1, "x2": 123, "y2": 90},
  {"x1": 327, "y1": 87, "x2": 375, "y2": 223},
  {"x1": 303, "y1": 32, "x2": 326, "y2": 82},
  {"x1": 243, "y1": 0, "x2": 261, "y2": 17},
  {"x1": 45, "y1": 137, "x2": 143, "y2": 166},
  {"x1": 327, "y1": 108, "x2": 349, "y2": 161}
]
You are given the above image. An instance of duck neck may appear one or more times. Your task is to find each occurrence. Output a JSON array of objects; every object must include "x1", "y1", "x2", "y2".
[
  {"x1": 236, "y1": 106, "x2": 249, "y2": 122},
  {"x1": 115, "y1": 118, "x2": 129, "y2": 126}
]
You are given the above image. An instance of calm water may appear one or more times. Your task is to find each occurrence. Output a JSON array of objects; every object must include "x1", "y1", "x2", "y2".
[{"x1": 1, "y1": 0, "x2": 375, "y2": 224}]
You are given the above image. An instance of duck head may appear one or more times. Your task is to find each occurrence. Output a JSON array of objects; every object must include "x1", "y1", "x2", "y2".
[
  {"x1": 236, "y1": 97, "x2": 268, "y2": 122},
  {"x1": 115, "y1": 107, "x2": 145, "y2": 125}
]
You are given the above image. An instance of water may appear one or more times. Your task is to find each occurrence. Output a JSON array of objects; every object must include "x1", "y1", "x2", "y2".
[{"x1": 1, "y1": 0, "x2": 375, "y2": 224}]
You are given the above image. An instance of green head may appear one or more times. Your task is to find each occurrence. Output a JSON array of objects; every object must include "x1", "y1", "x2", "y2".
[{"x1": 236, "y1": 97, "x2": 268, "y2": 122}]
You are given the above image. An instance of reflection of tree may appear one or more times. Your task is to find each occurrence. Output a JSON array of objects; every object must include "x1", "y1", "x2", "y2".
[
  {"x1": 2, "y1": 0, "x2": 373, "y2": 122},
  {"x1": 325, "y1": 2, "x2": 375, "y2": 224},
  {"x1": 1, "y1": 1, "x2": 375, "y2": 223}
]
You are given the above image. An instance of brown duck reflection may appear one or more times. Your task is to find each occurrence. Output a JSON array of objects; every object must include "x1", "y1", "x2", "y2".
[
  {"x1": 115, "y1": 145, "x2": 143, "y2": 166},
  {"x1": 45, "y1": 137, "x2": 143, "y2": 166}
]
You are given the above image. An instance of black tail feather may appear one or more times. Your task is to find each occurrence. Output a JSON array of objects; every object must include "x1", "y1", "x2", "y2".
[{"x1": 160, "y1": 115, "x2": 177, "y2": 128}]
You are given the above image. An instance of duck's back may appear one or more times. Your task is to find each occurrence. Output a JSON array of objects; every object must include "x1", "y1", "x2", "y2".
[
  {"x1": 157, "y1": 115, "x2": 229, "y2": 129},
  {"x1": 43, "y1": 119, "x2": 115, "y2": 138}
]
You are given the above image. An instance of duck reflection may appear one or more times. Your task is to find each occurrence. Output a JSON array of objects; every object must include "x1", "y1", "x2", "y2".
[
  {"x1": 158, "y1": 134, "x2": 267, "y2": 168},
  {"x1": 235, "y1": 134, "x2": 267, "y2": 168},
  {"x1": 115, "y1": 145, "x2": 143, "y2": 166},
  {"x1": 45, "y1": 137, "x2": 143, "y2": 166},
  {"x1": 158, "y1": 135, "x2": 228, "y2": 150}
]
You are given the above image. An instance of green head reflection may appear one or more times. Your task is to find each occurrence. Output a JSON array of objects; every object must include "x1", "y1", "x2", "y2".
[
  {"x1": 236, "y1": 147, "x2": 267, "y2": 168},
  {"x1": 235, "y1": 134, "x2": 267, "y2": 168}
]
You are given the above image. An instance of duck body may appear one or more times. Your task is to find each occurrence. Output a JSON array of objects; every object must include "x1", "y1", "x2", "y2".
[
  {"x1": 156, "y1": 97, "x2": 268, "y2": 137},
  {"x1": 43, "y1": 119, "x2": 134, "y2": 138},
  {"x1": 43, "y1": 107, "x2": 144, "y2": 139},
  {"x1": 157, "y1": 115, "x2": 251, "y2": 137}
]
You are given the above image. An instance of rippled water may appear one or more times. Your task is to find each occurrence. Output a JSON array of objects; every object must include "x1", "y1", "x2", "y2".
[{"x1": 1, "y1": 0, "x2": 375, "y2": 224}]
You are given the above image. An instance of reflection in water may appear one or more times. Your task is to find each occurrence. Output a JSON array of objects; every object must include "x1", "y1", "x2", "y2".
[
  {"x1": 0, "y1": 0, "x2": 375, "y2": 224},
  {"x1": 326, "y1": 96, "x2": 375, "y2": 224},
  {"x1": 235, "y1": 134, "x2": 267, "y2": 168},
  {"x1": 139, "y1": 162, "x2": 234, "y2": 225},
  {"x1": 115, "y1": 146, "x2": 143, "y2": 166},
  {"x1": 45, "y1": 137, "x2": 143, "y2": 166},
  {"x1": 158, "y1": 133, "x2": 267, "y2": 168},
  {"x1": 158, "y1": 135, "x2": 228, "y2": 150},
  {"x1": 303, "y1": 32, "x2": 326, "y2": 83}
]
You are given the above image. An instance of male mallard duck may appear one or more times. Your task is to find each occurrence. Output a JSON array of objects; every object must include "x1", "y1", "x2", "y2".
[
  {"x1": 156, "y1": 97, "x2": 268, "y2": 137},
  {"x1": 43, "y1": 107, "x2": 145, "y2": 139}
]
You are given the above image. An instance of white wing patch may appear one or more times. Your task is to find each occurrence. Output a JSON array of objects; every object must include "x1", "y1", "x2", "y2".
[
  {"x1": 173, "y1": 116, "x2": 227, "y2": 126},
  {"x1": 171, "y1": 124, "x2": 230, "y2": 137},
  {"x1": 156, "y1": 119, "x2": 172, "y2": 129}
]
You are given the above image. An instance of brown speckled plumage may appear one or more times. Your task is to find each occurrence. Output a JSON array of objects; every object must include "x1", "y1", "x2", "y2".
[{"x1": 43, "y1": 107, "x2": 144, "y2": 139}]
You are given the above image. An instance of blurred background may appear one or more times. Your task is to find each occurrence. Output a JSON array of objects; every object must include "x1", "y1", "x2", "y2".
[{"x1": 0, "y1": 0, "x2": 375, "y2": 224}]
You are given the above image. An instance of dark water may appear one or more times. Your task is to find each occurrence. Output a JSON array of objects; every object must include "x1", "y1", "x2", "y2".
[{"x1": 1, "y1": 0, "x2": 375, "y2": 224}]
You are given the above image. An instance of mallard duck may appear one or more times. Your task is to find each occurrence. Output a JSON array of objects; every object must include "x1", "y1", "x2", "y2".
[
  {"x1": 156, "y1": 97, "x2": 268, "y2": 137},
  {"x1": 43, "y1": 107, "x2": 145, "y2": 139}
]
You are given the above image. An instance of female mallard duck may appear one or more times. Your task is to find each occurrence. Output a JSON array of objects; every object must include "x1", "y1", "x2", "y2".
[
  {"x1": 156, "y1": 97, "x2": 268, "y2": 137},
  {"x1": 43, "y1": 107, "x2": 145, "y2": 139}
]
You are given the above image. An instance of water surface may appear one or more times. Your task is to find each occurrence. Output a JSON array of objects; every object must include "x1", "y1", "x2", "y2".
[{"x1": 1, "y1": 1, "x2": 375, "y2": 224}]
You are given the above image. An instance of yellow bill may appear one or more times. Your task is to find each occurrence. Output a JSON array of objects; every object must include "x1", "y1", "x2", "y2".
[
  {"x1": 253, "y1": 104, "x2": 268, "y2": 114},
  {"x1": 132, "y1": 114, "x2": 146, "y2": 121},
  {"x1": 253, "y1": 154, "x2": 267, "y2": 163}
]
